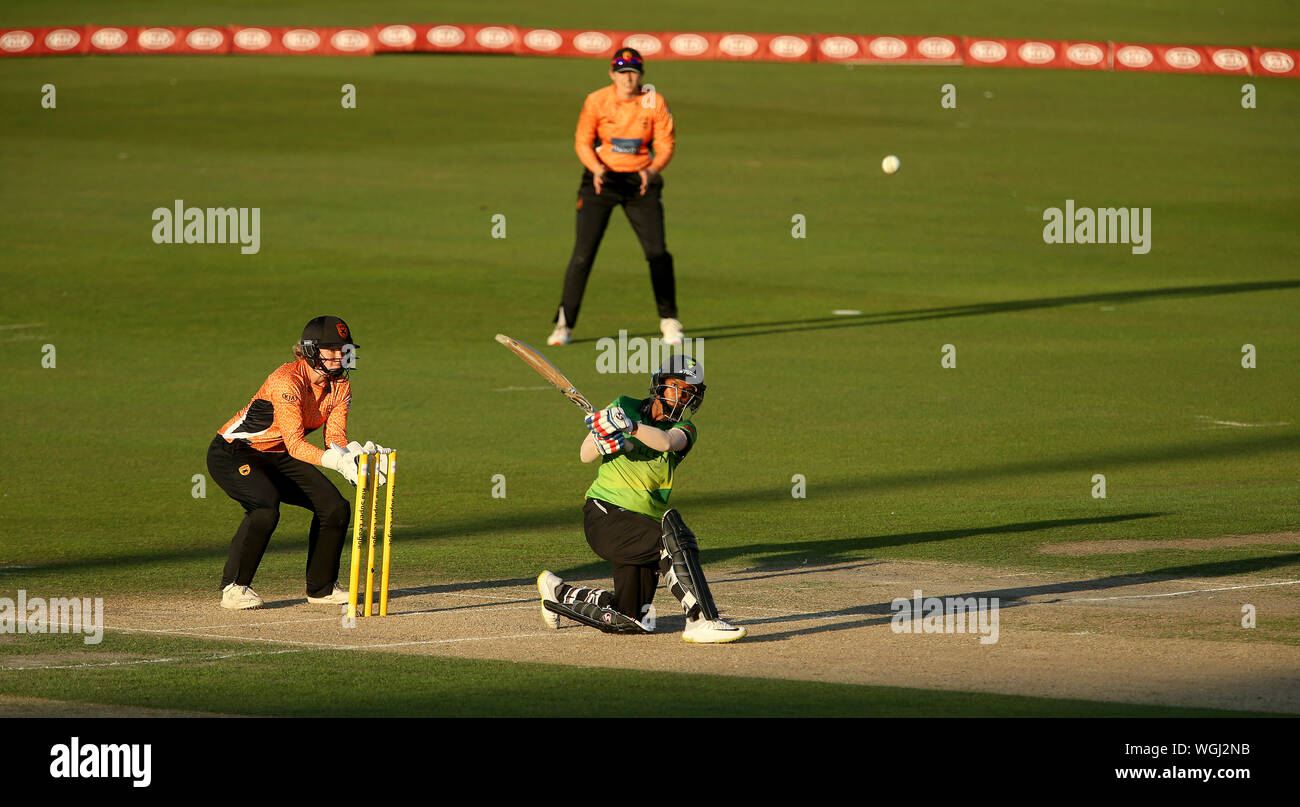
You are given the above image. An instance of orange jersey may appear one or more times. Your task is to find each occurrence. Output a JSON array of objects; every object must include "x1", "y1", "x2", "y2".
[
  {"x1": 575, "y1": 84, "x2": 675, "y2": 174},
  {"x1": 217, "y1": 360, "x2": 350, "y2": 464}
]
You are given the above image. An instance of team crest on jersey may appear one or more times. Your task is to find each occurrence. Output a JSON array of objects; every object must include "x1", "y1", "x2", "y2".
[{"x1": 238, "y1": 464, "x2": 251, "y2": 476}]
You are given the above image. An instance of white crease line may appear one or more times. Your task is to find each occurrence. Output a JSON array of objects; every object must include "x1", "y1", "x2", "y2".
[
  {"x1": 0, "y1": 648, "x2": 302, "y2": 672},
  {"x1": 1063, "y1": 580, "x2": 1300, "y2": 603}
]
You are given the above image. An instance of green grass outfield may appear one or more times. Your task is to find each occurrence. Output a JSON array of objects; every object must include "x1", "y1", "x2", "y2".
[{"x1": 1, "y1": 0, "x2": 1298, "y2": 716}]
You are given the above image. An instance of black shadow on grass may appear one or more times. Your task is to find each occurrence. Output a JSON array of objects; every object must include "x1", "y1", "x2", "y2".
[
  {"x1": 741, "y1": 552, "x2": 1300, "y2": 643},
  {"x1": 566, "y1": 279, "x2": 1300, "y2": 344}
]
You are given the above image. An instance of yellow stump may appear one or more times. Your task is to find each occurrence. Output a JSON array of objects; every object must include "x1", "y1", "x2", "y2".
[
  {"x1": 380, "y1": 451, "x2": 397, "y2": 616},
  {"x1": 347, "y1": 454, "x2": 370, "y2": 620},
  {"x1": 363, "y1": 452, "x2": 380, "y2": 617}
]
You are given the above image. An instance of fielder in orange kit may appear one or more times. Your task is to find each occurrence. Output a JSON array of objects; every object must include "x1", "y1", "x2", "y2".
[{"x1": 549, "y1": 47, "x2": 685, "y2": 348}]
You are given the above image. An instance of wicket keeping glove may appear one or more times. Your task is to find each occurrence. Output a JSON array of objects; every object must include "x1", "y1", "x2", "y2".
[
  {"x1": 321, "y1": 443, "x2": 360, "y2": 486},
  {"x1": 594, "y1": 432, "x2": 625, "y2": 456}
]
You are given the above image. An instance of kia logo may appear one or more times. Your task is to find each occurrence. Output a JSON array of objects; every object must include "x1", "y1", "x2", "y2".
[
  {"x1": 91, "y1": 28, "x2": 128, "y2": 50},
  {"x1": 670, "y1": 34, "x2": 708, "y2": 56},
  {"x1": 1211, "y1": 49, "x2": 1248, "y2": 70},
  {"x1": 1066, "y1": 43, "x2": 1104, "y2": 65},
  {"x1": 378, "y1": 25, "x2": 416, "y2": 47},
  {"x1": 283, "y1": 29, "x2": 321, "y2": 51},
  {"x1": 475, "y1": 26, "x2": 513, "y2": 49},
  {"x1": 139, "y1": 28, "x2": 176, "y2": 50},
  {"x1": 769, "y1": 36, "x2": 809, "y2": 58},
  {"x1": 332, "y1": 30, "x2": 369, "y2": 51},
  {"x1": 523, "y1": 29, "x2": 561, "y2": 51},
  {"x1": 46, "y1": 29, "x2": 81, "y2": 51},
  {"x1": 719, "y1": 34, "x2": 758, "y2": 57},
  {"x1": 868, "y1": 37, "x2": 907, "y2": 59},
  {"x1": 918, "y1": 37, "x2": 957, "y2": 59},
  {"x1": 427, "y1": 26, "x2": 466, "y2": 48},
  {"x1": 234, "y1": 28, "x2": 272, "y2": 50},
  {"x1": 970, "y1": 41, "x2": 1007, "y2": 62},
  {"x1": 1259, "y1": 51, "x2": 1295, "y2": 73},
  {"x1": 186, "y1": 28, "x2": 223, "y2": 50},
  {"x1": 624, "y1": 34, "x2": 662, "y2": 55},
  {"x1": 1, "y1": 30, "x2": 34, "y2": 52},
  {"x1": 1018, "y1": 41, "x2": 1056, "y2": 64},
  {"x1": 819, "y1": 36, "x2": 859, "y2": 59},
  {"x1": 573, "y1": 31, "x2": 611, "y2": 53},
  {"x1": 1163, "y1": 47, "x2": 1201, "y2": 69},
  {"x1": 1116, "y1": 46, "x2": 1153, "y2": 68}
]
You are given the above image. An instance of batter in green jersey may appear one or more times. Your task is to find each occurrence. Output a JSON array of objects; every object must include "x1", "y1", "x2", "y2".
[{"x1": 536, "y1": 355, "x2": 746, "y2": 644}]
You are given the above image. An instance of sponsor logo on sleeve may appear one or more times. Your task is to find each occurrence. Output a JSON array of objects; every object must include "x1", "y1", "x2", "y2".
[{"x1": 281, "y1": 392, "x2": 300, "y2": 403}]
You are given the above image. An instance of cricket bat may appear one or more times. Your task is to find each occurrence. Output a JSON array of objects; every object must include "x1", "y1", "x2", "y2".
[{"x1": 494, "y1": 333, "x2": 595, "y2": 414}]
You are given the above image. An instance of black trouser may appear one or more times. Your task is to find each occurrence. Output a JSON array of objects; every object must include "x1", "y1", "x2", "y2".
[
  {"x1": 206, "y1": 435, "x2": 350, "y2": 597},
  {"x1": 556, "y1": 170, "x2": 677, "y2": 328},
  {"x1": 582, "y1": 498, "x2": 664, "y2": 618}
]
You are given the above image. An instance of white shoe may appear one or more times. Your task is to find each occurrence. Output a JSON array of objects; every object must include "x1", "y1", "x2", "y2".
[
  {"x1": 660, "y1": 318, "x2": 684, "y2": 346},
  {"x1": 221, "y1": 583, "x2": 264, "y2": 610},
  {"x1": 546, "y1": 325, "x2": 572, "y2": 346},
  {"x1": 537, "y1": 571, "x2": 562, "y2": 629},
  {"x1": 307, "y1": 583, "x2": 349, "y2": 605},
  {"x1": 683, "y1": 616, "x2": 746, "y2": 644}
]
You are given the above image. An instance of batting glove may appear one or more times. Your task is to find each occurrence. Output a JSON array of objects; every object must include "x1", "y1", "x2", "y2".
[
  {"x1": 594, "y1": 432, "x2": 626, "y2": 456},
  {"x1": 601, "y1": 406, "x2": 637, "y2": 435},
  {"x1": 585, "y1": 413, "x2": 620, "y2": 439}
]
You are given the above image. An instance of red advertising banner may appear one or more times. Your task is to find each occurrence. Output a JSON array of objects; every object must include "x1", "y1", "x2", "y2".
[
  {"x1": 711, "y1": 32, "x2": 815, "y2": 62},
  {"x1": 0, "y1": 27, "x2": 90, "y2": 56},
  {"x1": 1114, "y1": 42, "x2": 1224, "y2": 73},
  {"x1": 963, "y1": 38, "x2": 1108, "y2": 69},
  {"x1": 135, "y1": 27, "x2": 230, "y2": 54},
  {"x1": 1252, "y1": 47, "x2": 1299, "y2": 77},
  {"x1": 1205, "y1": 46, "x2": 1252, "y2": 74},
  {"x1": 815, "y1": 34, "x2": 961, "y2": 64}
]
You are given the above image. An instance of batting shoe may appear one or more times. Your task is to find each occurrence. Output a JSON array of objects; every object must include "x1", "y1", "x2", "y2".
[
  {"x1": 683, "y1": 616, "x2": 746, "y2": 644},
  {"x1": 547, "y1": 325, "x2": 572, "y2": 346},
  {"x1": 537, "y1": 570, "x2": 562, "y2": 629},
  {"x1": 306, "y1": 584, "x2": 349, "y2": 605},
  {"x1": 221, "y1": 583, "x2": 264, "y2": 611},
  {"x1": 660, "y1": 318, "x2": 684, "y2": 346}
]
